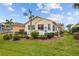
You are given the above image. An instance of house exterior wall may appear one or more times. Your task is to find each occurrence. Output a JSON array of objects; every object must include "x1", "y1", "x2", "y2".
[
  {"x1": 12, "y1": 25, "x2": 24, "y2": 33},
  {"x1": 25, "y1": 17, "x2": 59, "y2": 35}
]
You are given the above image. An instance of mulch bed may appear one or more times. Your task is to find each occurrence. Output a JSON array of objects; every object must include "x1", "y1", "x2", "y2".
[
  {"x1": 33, "y1": 36, "x2": 63, "y2": 42},
  {"x1": 20, "y1": 36, "x2": 63, "y2": 42}
]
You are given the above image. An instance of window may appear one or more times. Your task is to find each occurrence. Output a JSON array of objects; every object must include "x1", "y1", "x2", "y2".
[
  {"x1": 38, "y1": 24, "x2": 44, "y2": 30},
  {"x1": 53, "y1": 25, "x2": 55, "y2": 31},
  {"x1": 48, "y1": 24, "x2": 51, "y2": 30},
  {"x1": 28, "y1": 25, "x2": 35, "y2": 30},
  {"x1": 32, "y1": 25, "x2": 35, "y2": 30},
  {"x1": 28, "y1": 25, "x2": 31, "y2": 30}
]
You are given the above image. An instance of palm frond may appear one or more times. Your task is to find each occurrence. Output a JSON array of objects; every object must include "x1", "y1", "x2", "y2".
[{"x1": 28, "y1": 9, "x2": 32, "y2": 14}]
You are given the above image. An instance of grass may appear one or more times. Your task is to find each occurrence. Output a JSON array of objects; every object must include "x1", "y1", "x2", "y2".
[{"x1": 0, "y1": 33, "x2": 79, "y2": 56}]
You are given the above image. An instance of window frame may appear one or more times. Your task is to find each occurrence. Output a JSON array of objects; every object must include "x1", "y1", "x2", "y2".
[
  {"x1": 28, "y1": 25, "x2": 35, "y2": 30},
  {"x1": 53, "y1": 25, "x2": 55, "y2": 31},
  {"x1": 48, "y1": 24, "x2": 51, "y2": 30},
  {"x1": 38, "y1": 24, "x2": 44, "y2": 30}
]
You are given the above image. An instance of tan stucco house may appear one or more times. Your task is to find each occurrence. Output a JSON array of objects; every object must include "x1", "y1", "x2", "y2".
[
  {"x1": 12, "y1": 22, "x2": 24, "y2": 33},
  {"x1": 25, "y1": 16, "x2": 63, "y2": 35},
  {"x1": 0, "y1": 22, "x2": 24, "y2": 33}
]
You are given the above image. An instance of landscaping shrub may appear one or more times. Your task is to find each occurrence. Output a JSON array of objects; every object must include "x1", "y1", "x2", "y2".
[
  {"x1": 45, "y1": 32, "x2": 54, "y2": 38},
  {"x1": 13, "y1": 35, "x2": 21, "y2": 41},
  {"x1": 3, "y1": 34, "x2": 12, "y2": 40},
  {"x1": 15, "y1": 32, "x2": 27, "y2": 35},
  {"x1": 54, "y1": 32, "x2": 58, "y2": 36},
  {"x1": 17, "y1": 34, "x2": 26, "y2": 38},
  {"x1": 31, "y1": 31, "x2": 39, "y2": 39},
  {"x1": 19, "y1": 34, "x2": 24, "y2": 38},
  {"x1": 54, "y1": 31, "x2": 64, "y2": 37},
  {"x1": 15, "y1": 31, "x2": 27, "y2": 38},
  {"x1": 60, "y1": 31, "x2": 64, "y2": 37},
  {"x1": 60, "y1": 31, "x2": 64, "y2": 34},
  {"x1": 39, "y1": 35, "x2": 47, "y2": 40}
]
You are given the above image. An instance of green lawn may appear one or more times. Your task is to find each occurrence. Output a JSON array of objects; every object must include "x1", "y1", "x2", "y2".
[{"x1": 0, "y1": 33, "x2": 79, "y2": 56}]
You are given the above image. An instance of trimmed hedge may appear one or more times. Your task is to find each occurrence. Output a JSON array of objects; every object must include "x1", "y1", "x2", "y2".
[
  {"x1": 38, "y1": 35, "x2": 47, "y2": 39},
  {"x1": 13, "y1": 35, "x2": 21, "y2": 41}
]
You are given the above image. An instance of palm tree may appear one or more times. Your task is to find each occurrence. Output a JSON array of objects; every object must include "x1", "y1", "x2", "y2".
[
  {"x1": 5, "y1": 18, "x2": 13, "y2": 33},
  {"x1": 24, "y1": 9, "x2": 34, "y2": 33},
  {"x1": 5, "y1": 18, "x2": 14, "y2": 40}
]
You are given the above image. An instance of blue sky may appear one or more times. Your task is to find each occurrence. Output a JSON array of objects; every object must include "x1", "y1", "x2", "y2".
[{"x1": 0, "y1": 3, "x2": 79, "y2": 26}]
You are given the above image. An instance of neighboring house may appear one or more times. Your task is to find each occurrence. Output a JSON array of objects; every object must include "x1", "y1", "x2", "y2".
[
  {"x1": 25, "y1": 16, "x2": 63, "y2": 35},
  {"x1": 12, "y1": 22, "x2": 24, "y2": 33},
  {"x1": 0, "y1": 22, "x2": 24, "y2": 33},
  {"x1": 2, "y1": 23, "x2": 12, "y2": 33},
  {"x1": 0, "y1": 23, "x2": 4, "y2": 33}
]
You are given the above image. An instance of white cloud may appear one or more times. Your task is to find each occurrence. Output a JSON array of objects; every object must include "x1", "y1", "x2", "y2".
[
  {"x1": 2, "y1": 3, "x2": 14, "y2": 12},
  {"x1": 22, "y1": 16, "x2": 27, "y2": 19},
  {"x1": 2, "y1": 3, "x2": 12, "y2": 6},
  {"x1": 21, "y1": 7, "x2": 26, "y2": 12},
  {"x1": 75, "y1": 11, "x2": 79, "y2": 16},
  {"x1": 36, "y1": 4, "x2": 43, "y2": 10},
  {"x1": 0, "y1": 19, "x2": 5, "y2": 23},
  {"x1": 41, "y1": 10, "x2": 49, "y2": 13},
  {"x1": 67, "y1": 12, "x2": 72, "y2": 15},
  {"x1": 36, "y1": 3, "x2": 63, "y2": 13},
  {"x1": 47, "y1": 17, "x2": 58, "y2": 22},
  {"x1": 67, "y1": 17, "x2": 73, "y2": 21},
  {"x1": 47, "y1": 14, "x2": 64, "y2": 22},
  {"x1": 52, "y1": 14, "x2": 64, "y2": 19},
  {"x1": 67, "y1": 11, "x2": 79, "y2": 16},
  {"x1": 46, "y1": 3, "x2": 63, "y2": 10},
  {"x1": 14, "y1": 14, "x2": 20, "y2": 17},
  {"x1": 8, "y1": 7, "x2": 14, "y2": 12}
]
